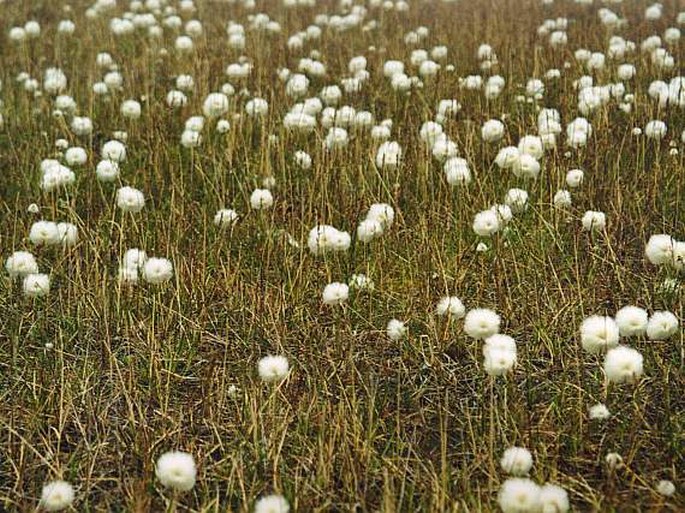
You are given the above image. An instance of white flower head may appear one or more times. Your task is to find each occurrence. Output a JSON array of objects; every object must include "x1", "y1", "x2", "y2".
[
  {"x1": 254, "y1": 494, "x2": 290, "y2": 513},
  {"x1": 96, "y1": 160, "x2": 120, "y2": 182},
  {"x1": 645, "y1": 234, "x2": 676, "y2": 266},
  {"x1": 386, "y1": 319, "x2": 407, "y2": 341},
  {"x1": 645, "y1": 120, "x2": 667, "y2": 140},
  {"x1": 294, "y1": 151, "x2": 312, "y2": 170},
  {"x1": 285, "y1": 73, "x2": 309, "y2": 98},
  {"x1": 166, "y1": 90, "x2": 188, "y2": 108},
  {"x1": 176, "y1": 74, "x2": 195, "y2": 91},
  {"x1": 525, "y1": 78, "x2": 545, "y2": 98},
  {"x1": 322, "y1": 282, "x2": 349, "y2": 305},
  {"x1": 464, "y1": 308, "x2": 500, "y2": 339},
  {"x1": 320, "y1": 85, "x2": 342, "y2": 106},
  {"x1": 382, "y1": 60, "x2": 405, "y2": 78},
  {"x1": 375, "y1": 141, "x2": 402, "y2": 169},
  {"x1": 614, "y1": 306, "x2": 648, "y2": 337},
  {"x1": 656, "y1": 480, "x2": 676, "y2": 497},
  {"x1": 505, "y1": 188, "x2": 529, "y2": 214},
  {"x1": 216, "y1": 119, "x2": 231, "y2": 133},
  {"x1": 605, "y1": 452, "x2": 623, "y2": 469},
  {"x1": 431, "y1": 137, "x2": 458, "y2": 161},
  {"x1": 603, "y1": 346, "x2": 644, "y2": 384},
  {"x1": 492, "y1": 204, "x2": 514, "y2": 226},
  {"x1": 444, "y1": 158, "x2": 471, "y2": 186},
  {"x1": 498, "y1": 478, "x2": 541, "y2": 513},
  {"x1": 473, "y1": 210, "x2": 500, "y2": 237},
  {"x1": 181, "y1": 130, "x2": 202, "y2": 148},
  {"x1": 116, "y1": 186, "x2": 145, "y2": 213},
  {"x1": 356, "y1": 219, "x2": 383, "y2": 243},
  {"x1": 9, "y1": 27, "x2": 27, "y2": 42},
  {"x1": 580, "y1": 315, "x2": 619, "y2": 353},
  {"x1": 366, "y1": 203, "x2": 395, "y2": 229},
  {"x1": 250, "y1": 189, "x2": 274, "y2": 210},
  {"x1": 118, "y1": 265, "x2": 139, "y2": 284},
  {"x1": 29, "y1": 221, "x2": 61, "y2": 246},
  {"x1": 617, "y1": 64, "x2": 636, "y2": 81},
  {"x1": 495, "y1": 147, "x2": 520, "y2": 169},
  {"x1": 540, "y1": 483, "x2": 570, "y2": 513},
  {"x1": 202, "y1": 92, "x2": 230, "y2": 118},
  {"x1": 258, "y1": 355, "x2": 289, "y2": 383},
  {"x1": 646, "y1": 311, "x2": 679, "y2": 340},
  {"x1": 142, "y1": 257, "x2": 173, "y2": 284},
  {"x1": 5, "y1": 251, "x2": 39, "y2": 278},
  {"x1": 101, "y1": 140, "x2": 126, "y2": 162},
  {"x1": 44, "y1": 68, "x2": 68, "y2": 95},
  {"x1": 246, "y1": 98, "x2": 268, "y2": 117},
  {"x1": 500, "y1": 447, "x2": 533, "y2": 476},
  {"x1": 581, "y1": 210, "x2": 606, "y2": 232},
  {"x1": 518, "y1": 135, "x2": 544, "y2": 159},
  {"x1": 436, "y1": 296, "x2": 466, "y2": 318},
  {"x1": 185, "y1": 116, "x2": 205, "y2": 132},
  {"x1": 484, "y1": 334, "x2": 517, "y2": 355},
  {"x1": 566, "y1": 169, "x2": 584, "y2": 188},
  {"x1": 214, "y1": 209, "x2": 239, "y2": 229},
  {"x1": 121, "y1": 99, "x2": 142, "y2": 119},
  {"x1": 512, "y1": 154, "x2": 541, "y2": 180},
  {"x1": 57, "y1": 222, "x2": 78, "y2": 247},
  {"x1": 589, "y1": 403, "x2": 610, "y2": 420},
  {"x1": 40, "y1": 480, "x2": 75, "y2": 512},
  {"x1": 307, "y1": 225, "x2": 350, "y2": 255},
  {"x1": 484, "y1": 347, "x2": 517, "y2": 376},
  {"x1": 41, "y1": 164, "x2": 75, "y2": 192},
  {"x1": 175, "y1": 35, "x2": 194, "y2": 52},
  {"x1": 65, "y1": 147, "x2": 87, "y2": 166},
  {"x1": 123, "y1": 248, "x2": 147, "y2": 269},
  {"x1": 553, "y1": 190, "x2": 572, "y2": 209},
  {"x1": 155, "y1": 451, "x2": 197, "y2": 491},
  {"x1": 284, "y1": 111, "x2": 316, "y2": 132},
  {"x1": 420, "y1": 121, "x2": 444, "y2": 146},
  {"x1": 482, "y1": 119, "x2": 505, "y2": 143},
  {"x1": 349, "y1": 274, "x2": 374, "y2": 291},
  {"x1": 24, "y1": 273, "x2": 50, "y2": 297}
]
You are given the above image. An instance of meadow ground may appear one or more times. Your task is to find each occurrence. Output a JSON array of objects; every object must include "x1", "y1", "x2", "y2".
[{"x1": 0, "y1": 0, "x2": 684, "y2": 511}]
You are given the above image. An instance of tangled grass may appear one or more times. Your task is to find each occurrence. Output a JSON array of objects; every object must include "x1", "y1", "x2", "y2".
[{"x1": 0, "y1": 0, "x2": 683, "y2": 511}]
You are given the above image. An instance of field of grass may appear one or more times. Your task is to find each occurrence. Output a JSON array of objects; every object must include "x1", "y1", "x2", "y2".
[{"x1": 0, "y1": 0, "x2": 683, "y2": 511}]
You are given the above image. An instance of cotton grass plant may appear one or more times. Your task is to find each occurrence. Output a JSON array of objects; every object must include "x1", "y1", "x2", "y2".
[{"x1": 0, "y1": 0, "x2": 683, "y2": 511}]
